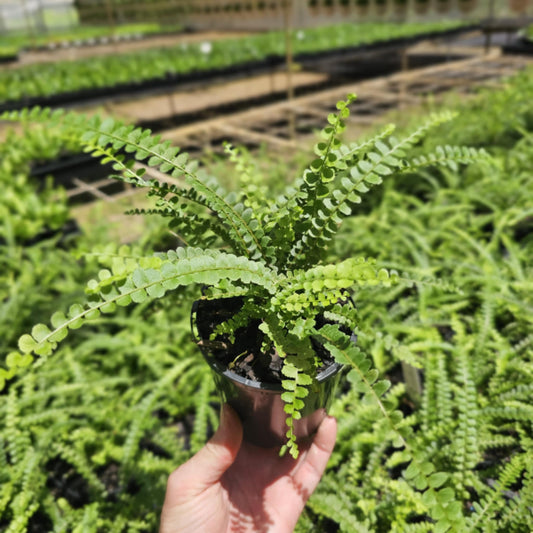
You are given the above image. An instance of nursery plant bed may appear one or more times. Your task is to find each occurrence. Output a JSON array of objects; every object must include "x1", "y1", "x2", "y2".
[
  {"x1": 24, "y1": 218, "x2": 82, "y2": 247},
  {"x1": 160, "y1": 52, "x2": 531, "y2": 147},
  {"x1": 0, "y1": 218, "x2": 82, "y2": 248},
  {"x1": 126, "y1": 71, "x2": 330, "y2": 131},
  {"x1": 300, "y1": 46, "x2": 471, "y2": 82},
  {"x1": 22, "y1": 52, "x2": 533, "y2": 211},
  {"x1": 1, "y1": 54, "x2": 533, "y2": 533},
  {"x1": 14, "y1": 30, "x2": 250, "y2": 67},
  {"x1": 294, "y1": 24, "x2": 478, "y2": 65},
  {"x1": 106, "y1": 46, "x2": 472, "y2": 132},
  {"x1": 30, "y1": 153, "x2": 113, "y2": 188}
]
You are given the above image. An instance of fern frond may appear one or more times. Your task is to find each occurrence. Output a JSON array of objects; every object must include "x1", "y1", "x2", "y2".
[
  {"x1": 451, "y1": 350, "x2": 479, "y2": 492},
  {"x1": 297, "y1": 94, "x2": 357, "y2": 208},
  {"x1": 274, "y1": 257, "x2": 396, "y2": 314},
  {"x1": 121, "y1": 359, "x2": 193, "y2": 468},
  {"x1": 288, "y1": 111, "x2": 459, "y2": 268},
  {"x1": 146, "y1": 176, "x2": 275, "y2": 261},
  {"x1": 208, "y1": 298, "x2": 263, "y2": 344},
  {"x1": 223, "y1": 142, "x2": 269, "y2": 215},
  {"x1": 362, "y1": 435, "x2": 389, "y2": 491},
  {"x1": 4, "y1": 501, "x2": 39, "y2": 533},
  {"x1": 401, "y1": 145, "x2": 490, "y2": 173},
  {"x1": 342, "y1": 122, "x2": 397, "y2": 160},
  {"x1": 4, "y1": 389, "x2": 31, "y2": 467},
  {"x1": 477, "y1": 433, "x2": 517, "y2": 452},
  {"x1": 190, "y1": 375, "x2": 215, "y2": 454},
  {"x1": 475, "y1": 299, "x2": 495, "y2": 355},
  {"x1": 483, "y1": 402, "x2": 533, "y2": 423},
  {"x1": 307, "y1": 492, "x2": 372, "y2": 533},
  {"x1": 465, "y1": 453, "x2": 526, "y2": 531},
  {"x1": 316, "y1": 325, "x2": 396, "y2": 434},
  {"x1": 497, "y1": 383, "x2": 533, "y2": 403},
  {"x1": 77, "y1": 503, "x2": 100, "y2": 533},
  {"x1": 2, "y1": 249, "x2": 275, "y2": 390},
  {"x1": 500, "y1": 459, "x2": 533, "y2": 532},
  {"x1": 259, "y1": 317, "x2": 316, "y2": 458},
  {"x1": 280, "y1": 353, "x2": 315, "y2": 458},
  {"x1": 90, "y1": 123, "x2": 274, "y2": 262},
  {"x1": 322, "y1": 302, "x2": 359, "y2": 332},
  {"x1": 263, "y1": 95, "x2": 357, "y2": 269},
  {"x1": 421, "y1": 353, "x2": 449, "y2": 434},
  {"x1": 52, "y1": 441, "x2": 105, "y2": 493},
  {"x1": 318, "y1": 326, "x2": 468, "y2": 530}
]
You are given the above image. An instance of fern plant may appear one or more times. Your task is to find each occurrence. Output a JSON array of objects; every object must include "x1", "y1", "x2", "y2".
[{"x1": 0, "y1": 98, "x2": 488, "y2": 457}]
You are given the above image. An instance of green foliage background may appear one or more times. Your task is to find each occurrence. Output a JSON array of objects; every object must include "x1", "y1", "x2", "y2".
[{"x1": 1, "y1": 67, "x2": 532, "y2": 531}]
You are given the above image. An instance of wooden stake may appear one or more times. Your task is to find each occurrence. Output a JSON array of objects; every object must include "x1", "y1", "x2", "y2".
[{"x1": 283, "y1": 0, "x2": 296, "y2": 141}]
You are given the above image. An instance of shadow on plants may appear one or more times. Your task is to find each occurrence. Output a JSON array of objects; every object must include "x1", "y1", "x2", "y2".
[{"x1": 45, "y1": 457, "x2": 91, "y2": 509}]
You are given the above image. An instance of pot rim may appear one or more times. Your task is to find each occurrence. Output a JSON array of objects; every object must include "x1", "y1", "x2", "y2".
[
  {"x1": 204, "y1": 355, "x2": 344, "y2": 393},
  {"x1": 191, "y1": 297, "x2": 347, "y2": 393}
]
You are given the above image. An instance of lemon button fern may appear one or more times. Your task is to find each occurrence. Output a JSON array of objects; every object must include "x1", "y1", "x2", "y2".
[{"x1": 0, "y1": 97, "x2": 489, "y2": 460}]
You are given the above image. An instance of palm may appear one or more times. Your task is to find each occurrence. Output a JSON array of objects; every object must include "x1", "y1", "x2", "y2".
[
  {"x1": 220, "y1": 441, "x2": 324, "y2": 533},
  {"x1": 159, "y1": 407, "x2": 337, "y2": 533}
]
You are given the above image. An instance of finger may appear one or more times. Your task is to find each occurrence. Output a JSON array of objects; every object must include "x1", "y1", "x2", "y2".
[
  {"x1": 164, "y1": 404, "x2": 243, "y2": 501},
  {"x1": 291, "y1": 415, "x2": 337, "y2": 496}
]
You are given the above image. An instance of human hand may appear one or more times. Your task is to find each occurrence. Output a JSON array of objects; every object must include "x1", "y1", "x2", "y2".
[{"x1": 159, "y1": 404, "x2": 337, "y2": 533}]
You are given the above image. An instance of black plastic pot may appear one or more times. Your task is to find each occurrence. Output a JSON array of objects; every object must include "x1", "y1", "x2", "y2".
[
  {"x1": 502, "y1": 37, "x2": 533, "y2": 56},
  {"x1": 191, "y1": 298, "x2": 344, "y2": 448},
  {"x1": 205, "y1": 355, "x2": 342, "y2": 448},
  {"x1": 0, "y1": 53, "x2": 18, "y2": 65}
]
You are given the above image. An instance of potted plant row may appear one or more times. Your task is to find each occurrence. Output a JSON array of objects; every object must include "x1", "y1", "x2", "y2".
[
  {"x1": 0, "y1": 46, "x2": 19, "y2": 65},
  {"x1": 0, "y1": 51, "x2": 284, "y2": 114},
  {"x1": 0, "y1": 21, "x2": 469, "y2": 112},
  {"x1": 1, "y1": 101, "x2": 488, "y2": 461}
]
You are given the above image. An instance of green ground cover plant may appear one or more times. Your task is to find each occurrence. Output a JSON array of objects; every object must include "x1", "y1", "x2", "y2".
[
  {"x1": 0, "y1": 20, "x2": 465, "y2": 106},
  {"x1": 0, "y1": 67, "x2": 532, "y2": 532}
]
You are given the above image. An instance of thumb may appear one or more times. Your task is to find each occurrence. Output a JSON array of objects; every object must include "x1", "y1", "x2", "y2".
[{"x1": 165, "y1": 404, "x2": 243, "y2": 500}]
